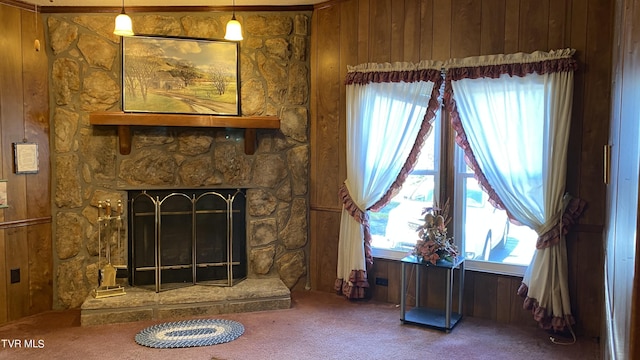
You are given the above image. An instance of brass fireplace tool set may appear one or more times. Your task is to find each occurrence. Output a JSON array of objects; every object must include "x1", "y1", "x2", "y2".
[{"x1": 92, "y1": 199, "x2": 127, "y2": 298}]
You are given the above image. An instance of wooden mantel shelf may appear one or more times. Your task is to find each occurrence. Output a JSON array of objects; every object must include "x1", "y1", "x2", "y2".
[{"x1": 89, "y1": 112, "x2": 280, "y2": 155}]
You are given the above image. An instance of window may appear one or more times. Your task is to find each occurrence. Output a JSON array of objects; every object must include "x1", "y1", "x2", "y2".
[
  {"x1": 451, "y1": 76, "x2": 543, "y2": 276},
  {"x1": 454, "y1": 147, "x2": 537, "y2": 276},
  {"x1": 370, "y1": 111, "x2": 441, "y2": 261},
  {"x1": 371, "y1": 107, "x2": 537, "y2": 276}
]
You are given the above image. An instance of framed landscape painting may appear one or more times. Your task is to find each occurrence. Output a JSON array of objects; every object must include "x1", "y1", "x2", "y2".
[{"x1": 122, "y1": 35, "x2": 239, "y2": 116}]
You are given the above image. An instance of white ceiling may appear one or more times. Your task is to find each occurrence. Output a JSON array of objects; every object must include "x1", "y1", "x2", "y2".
[{"x1": 26, "y1": 0, "x2": 325, "y2": 6}]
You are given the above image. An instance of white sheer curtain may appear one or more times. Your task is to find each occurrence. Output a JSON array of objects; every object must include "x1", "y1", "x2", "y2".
[
  {"x1": 336, "y1": 61, "x2": 442, "y2": 299},
  {"x1": 444, "y1": 49, "x2": 584, "y2": 332}
]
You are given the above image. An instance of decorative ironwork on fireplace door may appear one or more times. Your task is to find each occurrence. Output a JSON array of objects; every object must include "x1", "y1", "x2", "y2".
[{"x1": 128, "y1": 189, "x2": 247, "y2": 292}]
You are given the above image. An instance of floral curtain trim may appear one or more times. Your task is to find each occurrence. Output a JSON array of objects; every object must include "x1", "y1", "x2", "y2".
[
  {"x1": 517, "y1": 283, "x2": 575, "y2": 332},
  {"x1": 334, "y1": 270, "x2": 368, "y2": 299},
  {"x1": 345, "y1": 60, "x2": 443, "y2": 85}
]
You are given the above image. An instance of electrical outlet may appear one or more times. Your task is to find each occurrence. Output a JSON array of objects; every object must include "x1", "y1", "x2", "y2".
[
  {"x1": 10, "y1": 268, "x2": 20, "y2": 284},
  {"x1": 375, "y1": 277, "x2": 388, "y2": 286}
]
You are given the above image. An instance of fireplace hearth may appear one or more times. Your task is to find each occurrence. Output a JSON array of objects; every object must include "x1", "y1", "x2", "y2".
[{"x1": 128, "y1": 189, "x2": 247, "y2": 292}]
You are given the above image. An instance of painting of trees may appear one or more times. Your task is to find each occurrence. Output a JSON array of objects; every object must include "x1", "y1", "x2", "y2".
[{"x1": 122, "y1": 36, "x2": 239, "y2": 115}]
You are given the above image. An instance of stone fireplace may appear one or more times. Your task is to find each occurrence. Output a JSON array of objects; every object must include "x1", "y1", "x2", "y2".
[
  {"x1": 128, "y1": 189, "x2": 247, "y2": 292},
  {"x1": 47, "y1": 10, "x2": 312, "y2": 312}
]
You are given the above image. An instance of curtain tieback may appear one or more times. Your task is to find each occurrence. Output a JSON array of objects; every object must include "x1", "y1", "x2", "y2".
[{"x1": 339, "y1": 183, "x2": 368, "y2": 224}]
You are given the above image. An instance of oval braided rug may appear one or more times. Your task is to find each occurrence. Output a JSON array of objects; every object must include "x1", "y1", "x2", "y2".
[{"x1": 135, "y1": 319, "x2": 244, "y2": 348}]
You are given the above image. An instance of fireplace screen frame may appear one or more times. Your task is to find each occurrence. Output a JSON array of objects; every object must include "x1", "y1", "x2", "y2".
[{"x1": 128, "y1": 189, "x2": 247, "y2": 292}]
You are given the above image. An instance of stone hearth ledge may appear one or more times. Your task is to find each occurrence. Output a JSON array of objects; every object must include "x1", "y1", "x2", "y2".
[{"x1": 80, "y1": 278, "x2": 291, "y2": 326}]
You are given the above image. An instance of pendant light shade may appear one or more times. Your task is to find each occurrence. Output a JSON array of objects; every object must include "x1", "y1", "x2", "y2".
[
  {"x1": 113, "y1": 0, "x2": 134, "y2": 37},
  {"x1": 224, "y1": 16, "x2": 243, "y2": 41},
  {"x1": 224, "y1": 0, "x2": 243, "y2": 41}
]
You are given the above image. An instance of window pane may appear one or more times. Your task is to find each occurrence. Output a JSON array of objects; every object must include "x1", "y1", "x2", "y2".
[
  {"x1": 458, "y1": 168, "x2": 536, "y2": 267},
  {"x1": 370, "y1": 114, "x2": 439, "y2": 254},
  {"x1": 371, "y1": 175, "x2": 435, "y2": 252}
]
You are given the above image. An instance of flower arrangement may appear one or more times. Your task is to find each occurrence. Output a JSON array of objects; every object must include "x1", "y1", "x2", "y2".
[{"x1": 411, "y1": 200, "x2": 459, "y2": 265}]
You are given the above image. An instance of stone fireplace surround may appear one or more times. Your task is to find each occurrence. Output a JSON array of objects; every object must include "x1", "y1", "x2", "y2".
[{"x1": 48, "y1": 10, "x2": 312, "y2": 316}]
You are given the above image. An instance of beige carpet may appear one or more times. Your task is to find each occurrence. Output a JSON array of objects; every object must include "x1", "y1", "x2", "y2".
[{"x1": 0, "y1": 290, "x2": 599, "y2": 360}]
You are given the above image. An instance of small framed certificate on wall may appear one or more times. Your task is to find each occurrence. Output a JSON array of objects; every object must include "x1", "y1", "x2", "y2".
[{"x1": 13, "y1": 142, "x2": 39, "y2": 174}]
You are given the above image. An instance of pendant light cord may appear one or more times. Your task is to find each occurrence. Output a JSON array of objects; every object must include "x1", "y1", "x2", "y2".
[{"x1": 232, "y1": 0, "x2": 236, "y2": 20}]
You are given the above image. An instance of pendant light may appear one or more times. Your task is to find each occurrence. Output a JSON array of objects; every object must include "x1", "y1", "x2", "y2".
[
  {"x1": 113, "y1": 0, "x2": 134, "y2": 37},
  {"x1": 224, "y1": 0, "x2": 243, "y2": 41}
]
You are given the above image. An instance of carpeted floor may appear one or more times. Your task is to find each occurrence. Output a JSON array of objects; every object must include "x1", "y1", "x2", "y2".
[{"x1": 0, "y1": 290, "x2": 599, "y2": 360}]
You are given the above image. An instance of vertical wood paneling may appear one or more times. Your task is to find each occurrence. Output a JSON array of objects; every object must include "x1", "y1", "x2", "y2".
[
  {"x1": 313, "y1": 5, "x2": 342, "y2": 210},
  {"x1": 404, "y1": 0, "x2": 422, "y2": 63},
  {"x1": 419, "y1": 0, "x2": 434, "y2": 60},
  {"x1": 7, "y1": 227, "x2": 29, "y2": 320},
  {"x1": 577, "y1": 233, "x2": 604, "y2": 336},
  {"x1": 390, "y1": 0, "x2": 405, "y2": 62},
  {"x1": 566, "y1": 0, "x2": 590, "y2": 336},
  {"x1": 0, "y1": 4, "x2": 52, "y2": 324},
  {"x1": 451, "y1": 0, "x2": 482, "y2": 58},
  {"x1": 462, "y1": 270, "x2": 476, "y2": 316},
  {"x1": 339, "y1": 0, "x2": 357, "y2": 193},
  {"x1": 1, "y1": 8, "x2": 26, "y2": 220},
  {"x1": 357, "y1": 0, "x2": 370, "y2": 64},
  {"x1": 432, "y1": 0, "x2": 452, "y2": 60},
  {"x1": 387, "y1": 259, "x2": 401, "y2": 304},
  {"x1": 21, "y1": 9, "x2": 52, "y2": 316},
  {"x1": 503, "y1": 0, "x2": 520, "y2": 53},
  {"x1": 312, "y1": 211, "x2": 341, "y2": 292},
  {"x1": 548, "y1": 0, "x2": 569, "y2": 49},
  {"x1": 309, "y1": 0, "x2": 319, "y2": 209},
  {"x1": 566, "y1": 0, "x2": 588, "y2": 198},
  {"x1": 580, "y1": 0, "x2": 614, "y2": 226},
  {"x1": 496, "y1": 275, "x2": 512, "y2": 323},
  {"x1": 371, "y1": 259, "x2": 389, "y2": 301},
  {"x1": 473, "y1": 272, "x2": 497, "y2": 319},
  {"x1": 21, "y1": 9, "x2": 50, "y2": 220},
  {"x1": 28, "y1": 223, "x2": 52, "y2": 314},
  {"x1": 309, "y1": 4, "x2": 320, "y2": 293},
  {"x1": 518, "y1": 0, "x2": 549, "y2": 52},
  {"x1": 0, "y1": 2, "x2": 9, "y2": 325},
  {"x1": 481, "y1": 0, "x2": 505, "y2": 55},
  {"x1": 1, "y1": 4, "x2": 28, "y2": 322},
  {"x1": 369, "y1": 0, "x2": 392, "y2": 62}
]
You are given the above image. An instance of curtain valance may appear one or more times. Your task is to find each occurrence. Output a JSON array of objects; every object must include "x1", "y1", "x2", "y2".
[{"x1": 345, "y1": 60, "x2": 443, "y2": 85}]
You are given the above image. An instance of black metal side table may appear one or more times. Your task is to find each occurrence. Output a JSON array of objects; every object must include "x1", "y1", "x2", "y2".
[{"x1": 400, "y1": 255, "x2": 465, "y2": 332}]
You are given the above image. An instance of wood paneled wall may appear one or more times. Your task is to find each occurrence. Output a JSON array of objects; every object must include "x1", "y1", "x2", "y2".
[
  {"x1": 310, "y1": 0, "x2": 613, "y2": 338},
  {"x1": 0, "y1": 3, "x2": 52, "y2": 325}
]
